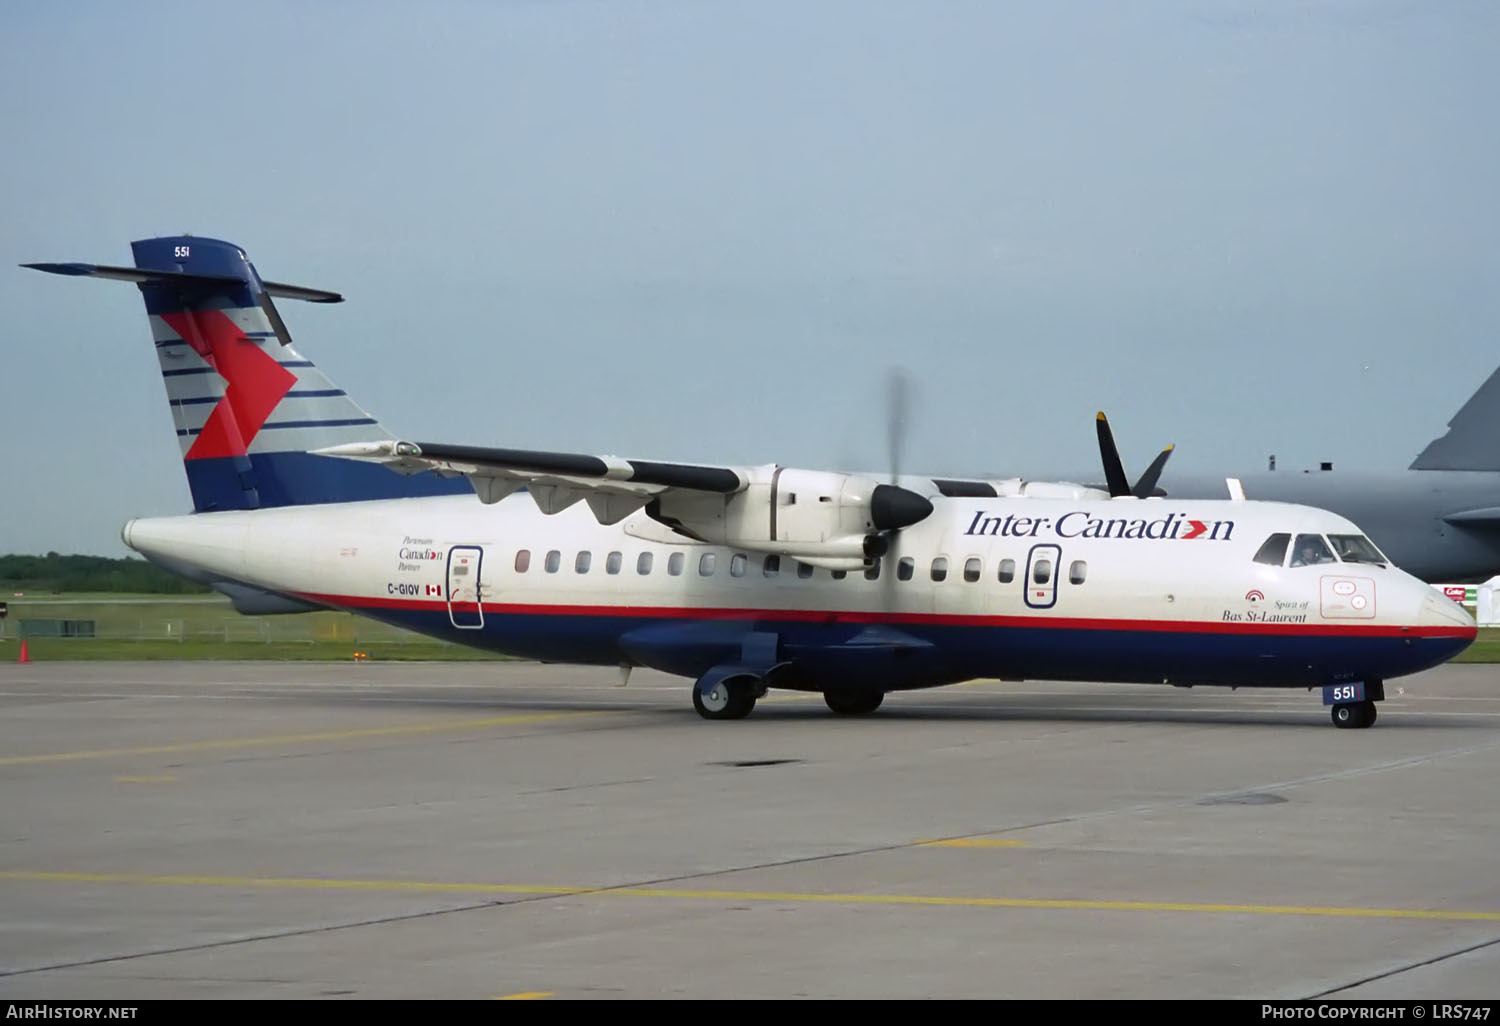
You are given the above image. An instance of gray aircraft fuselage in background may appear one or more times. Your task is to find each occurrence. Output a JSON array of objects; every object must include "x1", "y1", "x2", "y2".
[
  {"x1": 1157, "y1": 364, "x2": 1500, "y2": 584},
  {"x1": 1160, "y1": 469, "x2": 1500, "y2": 584}
]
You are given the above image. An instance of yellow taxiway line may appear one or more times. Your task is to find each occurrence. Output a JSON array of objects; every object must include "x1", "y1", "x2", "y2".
[
  {"x1": 2, "y1": 870, "x2": 1496, "y2": 922},
  {"x1": 0, "y1": 710, "x2": 601, "y2": 766}
]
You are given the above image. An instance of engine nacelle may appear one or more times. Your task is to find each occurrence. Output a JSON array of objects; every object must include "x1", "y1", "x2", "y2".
[{"x1": 641, "y1": 465, "x2": 932, "y2": 564}]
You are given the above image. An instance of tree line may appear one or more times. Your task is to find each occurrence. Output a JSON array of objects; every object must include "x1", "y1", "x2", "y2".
[{"x1": 0, "y1": 553, "x2": 210, "y2": 594}]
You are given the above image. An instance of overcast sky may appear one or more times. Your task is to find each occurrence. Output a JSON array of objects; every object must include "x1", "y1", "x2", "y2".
[{"x1": 3, "y1": 0, "x2": 1497, "y2": 556}]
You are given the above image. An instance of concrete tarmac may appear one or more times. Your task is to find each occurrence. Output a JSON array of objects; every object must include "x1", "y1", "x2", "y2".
[{"x1": 0, "y1": 660, "x2": 1496, "y2": 1000}]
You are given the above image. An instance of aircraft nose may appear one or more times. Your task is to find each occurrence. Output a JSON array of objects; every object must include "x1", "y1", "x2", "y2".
[{"x1": 1419, "y1": 588, "x2": 1477, "y2": 631}]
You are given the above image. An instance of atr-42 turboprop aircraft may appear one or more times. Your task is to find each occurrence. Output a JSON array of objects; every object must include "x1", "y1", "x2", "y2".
[{"x1": 25, "y1": 237, "x2": 1477, "y2": 728}]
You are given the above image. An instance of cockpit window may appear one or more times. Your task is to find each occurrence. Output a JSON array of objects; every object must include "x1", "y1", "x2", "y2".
[
  {"x1": 1327, "y1": 534, "x2": 1387, "y2": 566},
  {"x1": 1289, "y1": 534, "x2": 1335, "y2": 567},
  {"x1": 1252, "y1": 533, "x2": 1290, "y2": 566}
]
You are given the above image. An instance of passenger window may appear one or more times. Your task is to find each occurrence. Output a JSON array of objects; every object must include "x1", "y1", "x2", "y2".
[
  {"x1": 699, "y1": 553, "x2": 716, "y2": 576},
  {"x1": 606, "y1": 551, "x2": 622, "y2": 575},
  {"x1": 1033, "y1": 559, "x2": 1052, "y2": 585},
  {"x1": 797, "y1": 562, "x2": 814, "y2": 579},
  {"x1": 931, "y1": 557, "x2": 949, "y2": 582},
  {"x1": 668, "y1": 552, "x2": 685, "y2": 576},
  {"x1": 514, "y1": 549, "x2": 531, "y2": 573},
  {"x1": 963, "y1": 557, "x2": 981, "y2": 583},
  {"x1": 1289, "y1": 534, "x2": 1335, "y2": 568},
  {"x1": 1069, "y1": 560, "x2": 1087, "y2": 585},
  {"x1": 730, "y1": 553, "x2": 747, "y2": 577},
  {"x1": 864, "y1": 559, "x2": 880, "y2": 581},
  {"x1": 1253, "y1": 533, "x2": 1290, "y2": 567},
  {"x1": 764, "y1": 555, "x2": 781, "y2": 576},
  {"x1": 637, "y1": 552, "x2": 654, "y2": 575},
  {"x1": 998, "y1": 558, "x2": 1015, "y2": 584},
  {"x1": 544, "y1": 550, "x2": 561, "y2": 573},
  {"x1": 897, "y1": 557, "x2": 914, "y2": 581},
  {"x1": 575, "y1": 551, "x2": 591, "y2": 574}
]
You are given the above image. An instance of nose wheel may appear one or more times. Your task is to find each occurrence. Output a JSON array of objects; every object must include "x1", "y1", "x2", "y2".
[{"x1": 1331, "y1": 701, "x2": 1377, "y2": 729}]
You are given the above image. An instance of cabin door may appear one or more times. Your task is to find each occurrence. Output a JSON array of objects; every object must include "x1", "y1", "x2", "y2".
[
  {"x1": 446, "y1": 546, "x2": 484, "y2": 629},
  {"x1": 1023, "y1": 544, "x2": 1062, "y2": 610}
]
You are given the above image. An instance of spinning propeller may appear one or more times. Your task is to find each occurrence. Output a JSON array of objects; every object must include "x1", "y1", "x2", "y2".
[{"x1": 865, "y1": 367, "x2": 930, "y2": 557}]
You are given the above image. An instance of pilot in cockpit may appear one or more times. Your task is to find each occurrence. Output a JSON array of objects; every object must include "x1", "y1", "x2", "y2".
[{"x1": 1291, "y1": 537, "x2": 1334, "y2": 567}]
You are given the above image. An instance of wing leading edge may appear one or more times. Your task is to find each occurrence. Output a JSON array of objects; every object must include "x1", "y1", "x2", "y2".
[{"x1": 316, "y1": 440, "x2": 747, "y2": 524}]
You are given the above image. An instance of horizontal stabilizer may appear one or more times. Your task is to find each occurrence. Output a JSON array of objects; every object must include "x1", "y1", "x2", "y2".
[{"x1": 21, "y1": 262, "x2": 343, "y2": 303}]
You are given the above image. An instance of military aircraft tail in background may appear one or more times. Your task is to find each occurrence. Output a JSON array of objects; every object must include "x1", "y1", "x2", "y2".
[{"x1": 1151, "y1": 365, "x2": 1500, "y2": 583}]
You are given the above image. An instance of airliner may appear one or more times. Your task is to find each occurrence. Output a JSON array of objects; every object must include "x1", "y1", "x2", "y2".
[{"x1": 25, "y1": 237, "x2": 1478, "y2": 729}]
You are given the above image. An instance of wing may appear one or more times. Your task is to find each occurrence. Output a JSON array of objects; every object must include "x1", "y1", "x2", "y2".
[
  {"x1": 1443, "y1": 507, "x2": 1500, "y2": 529},
  {"x1": 317, "y1": 439, "x2": 935, "y2": 568},
  {"x1": 315, "y1": 440, "x2": 746, "y2": 525}
]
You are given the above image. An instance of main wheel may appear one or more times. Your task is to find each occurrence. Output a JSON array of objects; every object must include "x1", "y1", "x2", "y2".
[
  {"x1": 693, "y1": 677, "x2": 757, "y2": 720},
  {"x1": 824, "y1": 689, "x2": 884, "y2": 715}
]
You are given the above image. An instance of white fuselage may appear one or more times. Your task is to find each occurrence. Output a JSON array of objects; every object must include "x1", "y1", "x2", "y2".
[{"x1": 123, "y1": 492, "x2": 1475, "y2": 693}]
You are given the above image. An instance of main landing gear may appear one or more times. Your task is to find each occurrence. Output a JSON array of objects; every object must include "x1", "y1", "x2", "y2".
[
  {"x1": 692, "y1": 675, "x2": 759, "y2": 720},
  {"x1": 690, "y1": 677, "x2": 888, "y2": 720},
  {"x1": 1331, "y1": 701, "x2": 1377, "y2": 729}
]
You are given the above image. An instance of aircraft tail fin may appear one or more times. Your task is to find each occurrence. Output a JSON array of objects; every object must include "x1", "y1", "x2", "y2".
[
  {"x1": 1410, "y1": 363, "x2": 1500, "y2": 471},
  {"x1": 25, "y1": 236, "x2": 470, "y2": 511}
]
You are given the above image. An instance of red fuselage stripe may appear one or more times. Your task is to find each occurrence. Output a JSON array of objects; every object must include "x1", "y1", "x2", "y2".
[{"x1": 292, "y1": 591, "x2": 1476, "y2": 639}]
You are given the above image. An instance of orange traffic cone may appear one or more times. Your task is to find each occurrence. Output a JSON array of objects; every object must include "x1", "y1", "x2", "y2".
[{"x1": 17, "y1": 640, "x2": 29, "y2": 664}]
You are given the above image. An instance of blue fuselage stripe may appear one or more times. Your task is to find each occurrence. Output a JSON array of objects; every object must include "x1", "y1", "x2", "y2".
[{"x1": 334, "y1": 606, "x2": 1471, "y2": 691}]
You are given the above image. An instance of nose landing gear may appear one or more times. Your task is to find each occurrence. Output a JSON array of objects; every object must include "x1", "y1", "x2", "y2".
[
  {"x1": 1331, "y1": 700, "x2": 1377, "y2": 729},
  {"x1": 1324, "y1": 679, "x2": 1383, "y2": 729}
]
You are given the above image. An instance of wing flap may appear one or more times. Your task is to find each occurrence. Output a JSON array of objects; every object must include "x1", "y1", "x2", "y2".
[{"x1": 315, "y1": 440, "x2": 737, "y2": 522}]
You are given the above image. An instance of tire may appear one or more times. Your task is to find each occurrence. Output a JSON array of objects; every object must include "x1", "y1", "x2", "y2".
[
  {"x1": 693, "y1": 677, "x2": 757, "y2": 720},
  {"x1": 1332, "y1": 701, "x2": 1377, "y2": 729},
  {"x1": 824, "y1": 690, "x2": 884, "y2": 715}
]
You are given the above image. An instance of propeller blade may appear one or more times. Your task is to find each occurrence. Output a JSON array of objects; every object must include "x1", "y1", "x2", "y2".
[
  {"x1": 1095, "y1": 412, "x2": 1131, "y2": 498},
  {"x1": 1132, "y1": 444, "x2": 1175, "y2": 498},
  {"x1": 886, "y1": 367, "x2": 910, "y2": 485}
]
